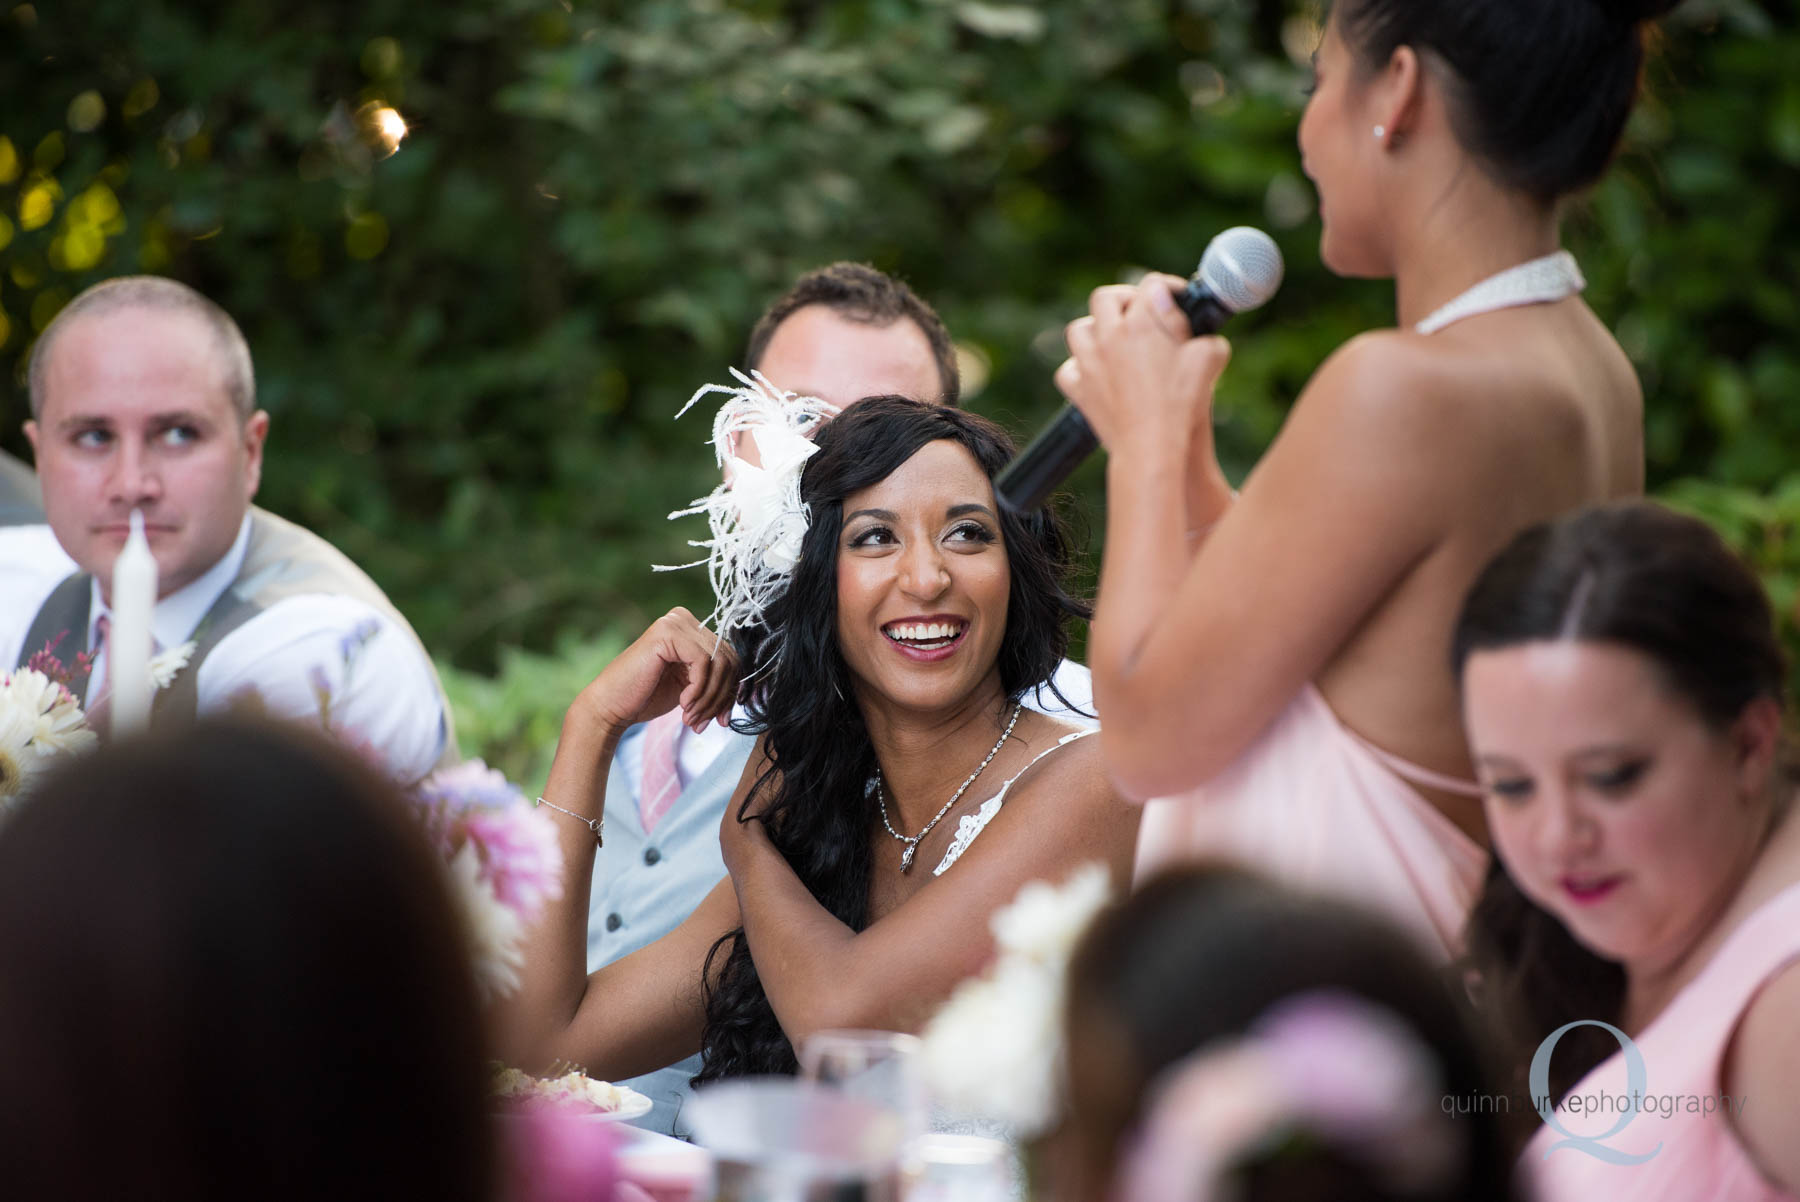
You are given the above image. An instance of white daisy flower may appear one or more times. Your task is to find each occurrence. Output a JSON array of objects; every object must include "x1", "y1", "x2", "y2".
[
  {"x1": 991, "y1": 861, "x2": 1112, "y2": 963},
  {"x1": 921, "y1": 862, "x2": 1115, "y2": 1137},
  {"x1": 1, "y1": 668, "x2": 96, "y2": 756},
  {"x1": 0, "y1": 708, "x2": 49, "y2": 803},
  {"x1": 3, "y1": 668, "x2": 61, "y2": 719},
  {"x1": 32, "y1": 689, "x2": 96, "y2": 756}
]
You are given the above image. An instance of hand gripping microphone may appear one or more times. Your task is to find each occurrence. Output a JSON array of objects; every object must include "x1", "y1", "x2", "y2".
[{"x1": 996, "y1": 226, "x2": 1285, "y2": 515}]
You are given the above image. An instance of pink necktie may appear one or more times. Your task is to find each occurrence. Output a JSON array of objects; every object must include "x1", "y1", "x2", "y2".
[
  {"x1": 86, "y1": 615, "x2": 112, "y2": 733},
  {"x1": 637, "y1": 709, "x2": 687, "y2": 834}
]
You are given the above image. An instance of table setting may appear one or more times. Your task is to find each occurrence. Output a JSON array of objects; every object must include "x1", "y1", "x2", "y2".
[{"x1": 501, "y1": 1028, "x2": 1024, "y2": 1202}]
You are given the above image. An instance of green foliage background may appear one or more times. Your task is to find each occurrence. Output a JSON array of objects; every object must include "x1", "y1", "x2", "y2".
[{"x1": 3, "y1": 0, "x2": 1796, "y2": 782}]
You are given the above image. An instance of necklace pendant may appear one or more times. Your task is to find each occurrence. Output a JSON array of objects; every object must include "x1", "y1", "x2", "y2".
[{"x1": 874, "y1": 701, "x2": 1023, "y2": 878}]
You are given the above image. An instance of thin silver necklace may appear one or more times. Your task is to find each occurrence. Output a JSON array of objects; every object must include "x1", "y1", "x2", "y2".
[
  {"x1": 876, "y1": 701, "x2": 1023, "y2": 873},
  {"x1": 1414, "y1": 250, "x2": 1585, "y2": 335}
]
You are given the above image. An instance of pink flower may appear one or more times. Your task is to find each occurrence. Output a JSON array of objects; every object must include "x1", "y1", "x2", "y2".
[
  {"x1": 1258, "y1": 994, "x2": 1435, "y2": 1136},
  {"x1": 419, "y1": 760, "x2": 525, "y2": 813},
  {"x1": 409, "y1": 760, "x2": 564, "y2": 1000},
  {"x1": 501, "y1": 1107, "x2": 620, "y2": 1202},
  {"x1": 1115, "y1": 992, "x2": 1464, "y2": 1202},
  {"x1": 459, "y1": 804, "x2": 564, "y2": 920},
  {"x1": 416, "y1": 761, "x2": 562, "y2": 919}
]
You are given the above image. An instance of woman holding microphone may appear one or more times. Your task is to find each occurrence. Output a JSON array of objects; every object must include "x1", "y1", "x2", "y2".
[{"x1": 1057, "y1": 0, "x2": 1674, "y2": 959}]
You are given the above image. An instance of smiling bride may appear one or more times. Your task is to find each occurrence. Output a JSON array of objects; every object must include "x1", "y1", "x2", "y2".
[{"x1": 496, "y1": 395, "x2": 1137, "y2": 1085}]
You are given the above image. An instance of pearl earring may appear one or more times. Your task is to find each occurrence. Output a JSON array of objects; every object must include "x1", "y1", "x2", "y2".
[{"x1": 1373, "y1": 124, "x2": 1386, "y2": 141}]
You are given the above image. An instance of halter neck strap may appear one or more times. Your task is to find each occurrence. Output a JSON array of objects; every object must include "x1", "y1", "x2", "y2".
[{"x1": 1414, "y1": 251, "x2": 1586, "y2": 335}]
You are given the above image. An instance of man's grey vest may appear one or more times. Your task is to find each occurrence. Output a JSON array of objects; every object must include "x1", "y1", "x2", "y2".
[{"x1": 16, "y1": 506, "x2": 458, "y2": 766}]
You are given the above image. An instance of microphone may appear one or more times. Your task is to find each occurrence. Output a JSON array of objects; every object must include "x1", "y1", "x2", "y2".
[{"x1": 996, "y1": 227, "x2": 1285, "y2": 515}]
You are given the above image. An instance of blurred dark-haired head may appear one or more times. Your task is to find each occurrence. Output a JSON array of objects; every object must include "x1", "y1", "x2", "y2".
[
  {"x1": 0, "y1": 719, "x2": 494, "y2": 1202},
  {"x1": 1060, "y1": 865, "x2": 1513, "y2": 1202}
]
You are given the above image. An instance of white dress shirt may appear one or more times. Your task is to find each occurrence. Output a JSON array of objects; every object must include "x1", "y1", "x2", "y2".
[{"x1": 1, "y1": 518, "x2": 446, "y2": 783}]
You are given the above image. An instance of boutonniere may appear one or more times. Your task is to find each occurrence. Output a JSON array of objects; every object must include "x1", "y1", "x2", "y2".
[{"x1": 148, "y1": 641, "x2": 199, "y2": 690}]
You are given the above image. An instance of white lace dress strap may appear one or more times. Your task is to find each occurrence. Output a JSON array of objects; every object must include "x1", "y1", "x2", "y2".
[{"x1": 932, "y1": 728, "x2": 1098, "y2": 877}]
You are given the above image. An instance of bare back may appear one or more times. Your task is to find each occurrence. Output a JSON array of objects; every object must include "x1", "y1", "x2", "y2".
[{"x1": 1314, "y1": 296, "x2": 1643, "y2": 821}]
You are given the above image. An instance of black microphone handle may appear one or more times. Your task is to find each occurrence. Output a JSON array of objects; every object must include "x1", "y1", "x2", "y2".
[
  {"x1": 995, "y1": 405, "x2": 1098, "y2": 515},
  {"x1": 997, "y1": 282, "x2": 1232, "y2": 515},
  {"x1": 1175, "y1": 285, "x2": 1232, "y2": 336}
]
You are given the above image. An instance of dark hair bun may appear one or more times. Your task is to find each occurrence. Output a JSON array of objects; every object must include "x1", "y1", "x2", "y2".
[{"x1": 1336, "y1": 0, "x2": 1674, "y2": 201}]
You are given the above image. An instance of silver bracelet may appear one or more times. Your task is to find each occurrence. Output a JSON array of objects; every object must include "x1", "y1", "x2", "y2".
[{"x1": 535, "y1": 795, "x2": 603, "y2": 847}]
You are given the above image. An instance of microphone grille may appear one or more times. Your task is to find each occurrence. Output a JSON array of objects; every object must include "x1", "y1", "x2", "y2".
[{"x1": 1199, "y1": 227, "x2": 1284, "y2": 313}]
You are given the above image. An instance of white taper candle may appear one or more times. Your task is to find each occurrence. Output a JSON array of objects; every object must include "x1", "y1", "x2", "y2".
[{"x1": 107, "y1": 509, "x2": 157, "y2": 736}]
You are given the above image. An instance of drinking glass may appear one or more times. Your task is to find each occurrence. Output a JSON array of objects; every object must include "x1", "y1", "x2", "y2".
[
  {"x1": 685, "y1": 1076, "x2": 905, "y2": 1202},
  {"x1": 909, "y1": 1134, "x2": 1018, "y2": 1202},
  {"x1": 798, "y1": 1030, "x2": 929, "y2": 1154}
]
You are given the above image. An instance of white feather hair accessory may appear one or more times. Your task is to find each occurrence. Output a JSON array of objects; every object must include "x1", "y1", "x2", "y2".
[{"x1": 656, "y1": 368, "x2": 839, "y2": 641}]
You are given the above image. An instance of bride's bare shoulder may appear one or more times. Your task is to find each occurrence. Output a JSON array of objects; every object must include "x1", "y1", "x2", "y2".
[{"x1": 1010, "y1": 725, "x2": 1124, "y2": 811}]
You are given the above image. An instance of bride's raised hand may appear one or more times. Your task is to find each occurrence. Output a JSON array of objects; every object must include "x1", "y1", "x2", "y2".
[
  {"x1": 572, "y1": 606, "x2": 740, "y2": 739},
  {"x1": 1055, "y1": 273, "x2": 1232, "y2": 456}
]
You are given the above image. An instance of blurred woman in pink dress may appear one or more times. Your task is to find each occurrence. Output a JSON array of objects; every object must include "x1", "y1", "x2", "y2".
[
  {"x1": 1457, "y1": 502, "x2": 1800, "y2": 1199},
  {"x1": 1055, "y1": 0, "x2": 1677, "y2": 958}
]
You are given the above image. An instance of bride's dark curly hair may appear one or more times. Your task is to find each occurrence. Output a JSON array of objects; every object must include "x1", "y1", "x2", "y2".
[{"x1": 694, "y1": 394, "x2": 1090, "y2": 1083}]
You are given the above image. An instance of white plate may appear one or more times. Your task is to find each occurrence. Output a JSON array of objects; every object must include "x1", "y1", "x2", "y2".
[
  {"x1": 584, "y1": 1087, "x2": 654, "y2": 1122},
  {"x1": 495, "y1": 1084, "x2": 655, "y2": 1124}
]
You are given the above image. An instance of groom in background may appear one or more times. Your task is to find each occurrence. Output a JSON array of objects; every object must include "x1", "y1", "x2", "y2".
[{"x1": 587, "y1": 262, "x2": 1094, "y2": 1133}]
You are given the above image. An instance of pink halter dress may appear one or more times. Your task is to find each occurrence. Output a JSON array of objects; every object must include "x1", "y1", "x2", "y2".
[
  {"x1": 1523, "y1": 880, "x2": 1800, "y2": 1202},
  {"x1": 1132, "y1": 251, "x2": 1590, "y2": 962},
  {"x1": 1134, "y1": 683, "x2": 1487, "y2": 961}
]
